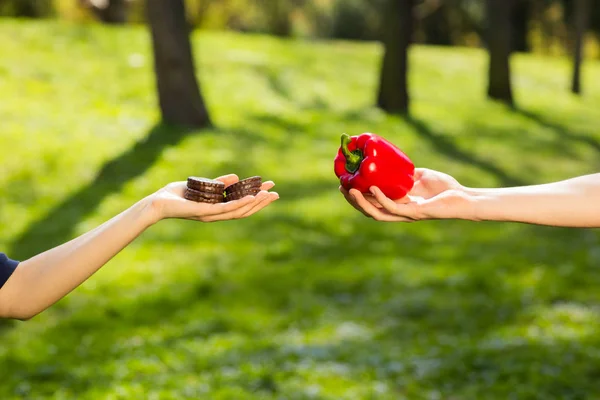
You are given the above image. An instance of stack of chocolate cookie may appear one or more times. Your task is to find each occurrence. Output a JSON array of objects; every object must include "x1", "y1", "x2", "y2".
[
  {"x1": 184, "y1": 176, "x2": 263, "y2": 203},
  {"x1": 225, "y1": 176, "x2": 262, "y2": 201},
  {"x1": 185, "y1": 177, "x2": 225, "y2": 204}
]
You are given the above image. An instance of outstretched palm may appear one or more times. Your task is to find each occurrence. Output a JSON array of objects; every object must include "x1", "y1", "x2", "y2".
[
  {"x1": 153, "y1": 174, "x2": 279, "y2": 223},
  {"x1": 340, "y1": 168, "x2": 469, "y2": 222}
]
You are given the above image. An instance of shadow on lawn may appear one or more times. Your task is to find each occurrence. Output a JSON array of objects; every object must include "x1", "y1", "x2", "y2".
[
  {"x1": 9, "y1": 123, "x2": 198, "y2": 260},
  {"x1": 7, "y1": 115, "x2": 332, "y2": 261},
  {"x1": 252, "y1": 110, "x2": 528, "y2": 187},
  {"x1": 514, "y1": 107, "x2": 600, "y2": 155},
  {"x1": 4, "y1": 111, "x2": 600, "y2": 397},
  {"x1": 2, "y1": 214, "x2": 599, "y2": 397},
  {"x1": 405, "y1": 116, "x2": 526, "y2": 187}
]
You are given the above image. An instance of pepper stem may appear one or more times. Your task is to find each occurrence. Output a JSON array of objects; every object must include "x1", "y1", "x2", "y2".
[{"x1": 341, "y1": 133, "x2": 363, "y2": 173}]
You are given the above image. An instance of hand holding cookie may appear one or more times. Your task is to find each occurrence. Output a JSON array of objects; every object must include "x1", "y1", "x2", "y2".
[{"x1": 149, "y1": 174, "x2": 279, "y2": 223}]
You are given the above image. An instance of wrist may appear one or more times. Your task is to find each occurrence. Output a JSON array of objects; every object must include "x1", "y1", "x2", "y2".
[
  {"x1": 439, "y1": 187, "x2": 482, "y2": 221},
  {"x1": 462, "y1": 187, "x2": 501, "y2": 222},
  {"x1": 138, "y1": 194, "x2": 163, "y2": 227}
]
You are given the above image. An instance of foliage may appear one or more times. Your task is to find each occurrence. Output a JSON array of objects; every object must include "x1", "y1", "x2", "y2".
[
  {"x1": 330, "y1": 0, "x2": 385, "y2": 41},
  {"x1": 1, "y1": 19, "x2": 600, "y2": 399},
  {"x1": 2, "y1": 0, "x2": 600, "y2": 56}
]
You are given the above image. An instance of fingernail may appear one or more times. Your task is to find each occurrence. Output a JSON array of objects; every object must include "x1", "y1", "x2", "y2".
[{"x1": 369, "y1": 187, "x2": 376, "y2": 194}]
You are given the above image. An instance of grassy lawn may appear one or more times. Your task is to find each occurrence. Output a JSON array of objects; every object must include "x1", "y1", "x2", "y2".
[{"x1": 1, "y1": 19, "x2": 600, "y2": 399}]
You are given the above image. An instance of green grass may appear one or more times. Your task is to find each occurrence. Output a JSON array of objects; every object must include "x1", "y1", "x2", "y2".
[{"x1": 1, "y1": 19, "x2": 600, "y2": 399}]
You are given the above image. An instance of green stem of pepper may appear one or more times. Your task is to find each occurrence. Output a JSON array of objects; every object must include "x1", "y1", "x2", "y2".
[{"x1": 341, "y1": 133, "x2": 363, "y2": 173}]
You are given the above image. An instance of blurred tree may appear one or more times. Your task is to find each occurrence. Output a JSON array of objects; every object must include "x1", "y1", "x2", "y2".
[
  {"x1": 263, "y1": 0, "x2": 292, "y2": 36},
  {"x1": 569, "y1": 0, "x2": 590, "y2": 94},
  {"x1": 589, "y1": 0, "x2": 600, "y2": 40},
  {"x1": 377, "y1": 0, "x2": 415, "y2": 115},
  {"x1": 511, "y1": 0, "x2": 531, "y2": 52},
  {"x1": 486, "y1": 0, "x2": 514, "y2": 106},
  {"x1": 331, "y1": 0, "x2": 385, "y2": 41},
  {"x1": 146, "y1": 0, "x2": 211, "y2": 127},
  {"x1": 0, "y1": 0, "x2": 53, "y2": 17},
  {"x1": 79, "y1": 0, "x2": 131, "y2": 24},
  {"x1": 416, "y1": 0, "x2": 452, "y2": 45}
]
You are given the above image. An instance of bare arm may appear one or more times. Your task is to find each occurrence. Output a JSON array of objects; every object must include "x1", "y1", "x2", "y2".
[
  {"x1": 0, "y1": 175, "x2": 278, "y2": 320},
  {"x1": 467, "y1": 173, "x2": 600, "y2": 227},
  {"x1": 341, "y1": 168, "x2": 600, "y2": 228}
]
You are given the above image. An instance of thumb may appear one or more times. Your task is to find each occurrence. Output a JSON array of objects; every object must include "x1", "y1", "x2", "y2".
[
  {"x1": 408, "y1": 179, "x2": 431, "y2": 198},
  {"x1": 215, "y1": 174, "x2": 239, "y2": 188}
]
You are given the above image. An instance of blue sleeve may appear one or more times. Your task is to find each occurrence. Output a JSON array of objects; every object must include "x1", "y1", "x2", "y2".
[{"x1": 0, "y1": 253, "x2": 19, "y2": 289}]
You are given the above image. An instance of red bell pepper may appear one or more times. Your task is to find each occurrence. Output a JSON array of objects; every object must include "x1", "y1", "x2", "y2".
[{"x1": 334, "y1": 133, "x2": 415, "y2": 200}]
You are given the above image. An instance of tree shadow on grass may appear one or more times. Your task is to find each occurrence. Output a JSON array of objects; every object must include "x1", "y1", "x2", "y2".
[
  {"x1": 2, "y1": 205, "x2": 599, "y2": 397},
  {"x1": 249, "y1": 109, "x2": 527, "y2": 188},
  {"x1": 4, "y1": 109, "x2": 599, "y2": 396},
  {"x1": 0, "y1": 221, "x2": 529, "y2": 396},
  {"x1": 9, "y1": 123, "x2": 198, "y2": 260},
  {"x1": 514, "y1": 107, "x2": 600, "y2": 155},
  {"x1": 405, "y1": 116, "x2": 526, "y2": 187}
]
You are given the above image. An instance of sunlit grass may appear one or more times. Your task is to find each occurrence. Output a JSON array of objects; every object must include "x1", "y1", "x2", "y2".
[{"x1": 1, "y1": 18, "x2": 600, "y2": 399}]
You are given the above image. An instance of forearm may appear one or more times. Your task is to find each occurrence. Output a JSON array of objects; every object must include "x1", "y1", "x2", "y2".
[
  {"x1": 0, "y1": 197, "x2": 157, "y2": 319},
  {"x1": 466, "y1": 173, "x2": 600, "y2": 227}
]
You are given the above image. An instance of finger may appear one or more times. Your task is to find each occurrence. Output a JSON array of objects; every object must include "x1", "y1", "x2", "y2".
[
  {"x1": 363, "y1": 193, "x2": 383, "y2": 208},
  {"x1": 202, "y1": 192, "x2": 273, "y2": 222},
  {"x1": 339, "y1": 186, "x2": 355, "y2": 205},
  {"x1": 260, "y1": 181, "x2": 275, "y2": 191},
  {"x1": 413, "y1": 168, "x2": 427, "y2": 181},
  {"x1": 189, "y1": 195, "x2": 255, "y2": 217},
  {"x1": 409, "y1": 174, "x2": 440, "y2": 199},
  {"x1": 340, "y1": 186, "x2": 382, "y2": 209},
  {"x1": 351, "y1": 189, "x2": 412, "y2": 222},
  {"x1": 201, "y1": 198, "x2": 260, "y2": 222},
  {"x1": 168, "y1": 181, "x2": 188, "y2": 196},
  {"x1": 408, "y1": 179, "x2": 429, "y2": 198},
  {"x1": 241, "y1": 192, "x2": 279, "y2": 217},
  {"x1": 215, "y1": 174, "x2": 240, "y2": 188},
  {"x1": 350, "y1": 189, "x2": 390, "y2": 220},
  {"x1": 340, "y1": 186, "x2": 371, "y2": 217},
  {"x1": 370, "y1": 187, "x2": 419, "y2": 221}
]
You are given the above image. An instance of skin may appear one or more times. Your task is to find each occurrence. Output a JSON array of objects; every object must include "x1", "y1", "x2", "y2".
[
  {"x1": 0, "y1": 174, "x2": 279, "y2": 320},
  {"x1": 341, "y1": 167, "x2": 600, "y2": 228}
]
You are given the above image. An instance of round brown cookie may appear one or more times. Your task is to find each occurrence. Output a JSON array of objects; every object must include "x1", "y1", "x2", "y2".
[
  {"x1": 224, "y1": 176, "x2": 262, "y2": 195},
  {"x1": 184, "y1": 187, "x2": 225, "y2": 203},
  {"x1": 225, "y1": 184, "x2": 261, "y2": 197},
  {"x1": 187, "y1": 177, "x2": 225, "y2": 194},
  {"x1": 185, "y1": 187, "x2": 224, "y2": 200},
  {"x1": 227, "y1": 186, "x2": 261, "y2": 198}
]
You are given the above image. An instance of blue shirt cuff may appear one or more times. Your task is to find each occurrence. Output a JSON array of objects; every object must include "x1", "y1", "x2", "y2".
[{"x1": 0, "y1": 253, "x2": 19, "y2": 288}]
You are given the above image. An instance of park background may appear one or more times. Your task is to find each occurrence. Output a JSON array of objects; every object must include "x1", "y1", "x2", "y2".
[{"x1": 1, "y1": 0, "x2": 600, "y2": 398}]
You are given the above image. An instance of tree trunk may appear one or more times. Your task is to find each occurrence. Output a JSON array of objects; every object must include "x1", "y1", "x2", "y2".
[
  {"x1": 511, "y1": 0, "x2": 531, "y2": 52},
  {"x1": 264, "y1": 0, "x2": 292, "y2": 37},
  {"x1": 486, "y1": 0, "x2": 514, "y2": 106},
  {"x1": 146, "y1": 0, "x2": 212, "y2": 128},
  {"x1": 377, "y1": 0, "x2": 415, "y2": 115},
  {"x1": 571, "y1": 0, "x2": 590, "y2": 94},
  {"x1": 8, "y1": 0, "x2": 52, "y2": 17},
  {"x1": 420, "y1": 1, "x2": 452, "y2": 46},
  {"x1": 13, "y1": 0, "x2": 38, "y2": 17}
]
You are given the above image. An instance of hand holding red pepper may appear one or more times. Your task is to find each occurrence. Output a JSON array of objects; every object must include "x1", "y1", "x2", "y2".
[{"x1": 334, "y1": 133, "x2": 415, "y2": 200}]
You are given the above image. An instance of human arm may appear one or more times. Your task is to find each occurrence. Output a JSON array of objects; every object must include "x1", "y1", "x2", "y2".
[
  {"x1": 341, "y1": 168, "x2": 600, "y2": 228},
  {"x1": 0, "y1": 174, "x2": 278, "y2": 320}
]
